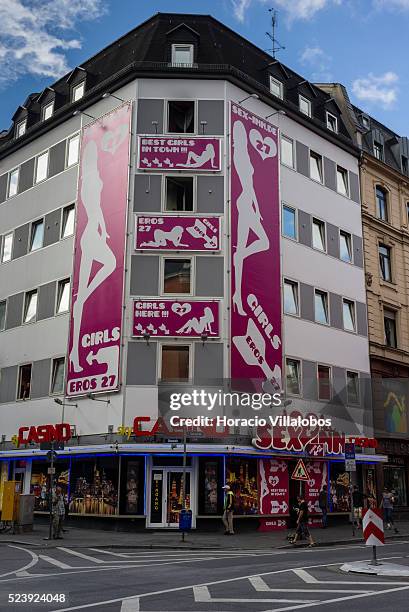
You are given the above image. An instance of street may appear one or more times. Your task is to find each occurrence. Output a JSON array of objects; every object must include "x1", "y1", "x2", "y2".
[{"x1": 0, "y1": 541, "x2": 409, "y2": 611}]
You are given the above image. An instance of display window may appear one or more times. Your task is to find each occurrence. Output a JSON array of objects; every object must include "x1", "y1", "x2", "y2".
[
  {"x1": 198, "y1": 457, "x2": 223, "y2": 515},
  {"x1": 30, "y1": 460, "x2": 70, "y2": 511},
  {"x1": 329, "y1": 463, "x2": 350, "y2": 512},
  {"x1": 69, "y1": 457, "x2": 119, "y2": 515},
  {"x1": 119, "y1": 457, "x2": 145, "y2": 515},
  {"x1": 383, "y1": 465, "x2": 407, "y2": 506},
  {"x1": 226, "y1": 457, "x2": 258, "y2": 514}
]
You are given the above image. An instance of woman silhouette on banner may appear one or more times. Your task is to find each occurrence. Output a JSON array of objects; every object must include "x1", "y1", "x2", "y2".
[{"x1": 232, "y1": 121, "x2": 269, "y2": 316}]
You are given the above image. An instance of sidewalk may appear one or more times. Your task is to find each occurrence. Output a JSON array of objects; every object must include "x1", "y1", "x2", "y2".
[{"x1": 1, "y1": 520, "x2": 409, "y2": 550}]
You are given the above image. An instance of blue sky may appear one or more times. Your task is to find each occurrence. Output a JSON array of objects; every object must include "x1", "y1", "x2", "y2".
[{"x1": 1, "y1": 0, "x2": 409, "y2": 134}]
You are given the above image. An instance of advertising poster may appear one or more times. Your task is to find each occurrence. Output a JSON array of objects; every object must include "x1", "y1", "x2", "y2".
[
  {"x1": 226, "y1": 458, "x2": 258, "y2": 514},
  {"x1": 305, "y1": 461, "x2": 327, "y2": 515},
  {"x1": 135, "y1": 216, "x2": 221, "y2": 251},
  {"x1": 329, "y1": 464, "x2": 351, "y2": 512},
  {"x1": 133, "y1": 299, "x2": 219, "y2": 338},
  {"x1": 202, "y1": 460, "x2": 218, "y2": 514},
  {"x1": 69, "y1": 457, "x2": 118, "y2": 515},
  {"x1": 137, "y1": 136, "x2": 221, "y2": 171},
  {"x1": 30, "y1": 461, "x2": 70, "y2": 511},
  {"x1": 259, "y1": 459, "x2": 289, "y2": 515},
  {"x1": 66, "y1": 103, "x2": 131, "y2": 397},
  {"x1": 230, "y1": 103, "x2": 282, "y2": 388},
  {"x1": 124, "y1": 460, "x2": 140, "y2": 514}
]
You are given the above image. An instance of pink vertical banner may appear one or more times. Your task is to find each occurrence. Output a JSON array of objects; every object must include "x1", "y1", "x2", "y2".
[
  {"x1": 305, "y1": 461, "x2": 328, "y2": 515},
  {"x1": 259, "y1": 459, "x2": 289, "y2": 515},
  {"x1": 230, "y1": 103, "x2": 282, "y2": 389},
  {"x1": 66, "y1": 104, "x2": 131, "y2": 397}
]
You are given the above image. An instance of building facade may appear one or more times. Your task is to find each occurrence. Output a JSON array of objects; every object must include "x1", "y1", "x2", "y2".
[{"x1": 0, "y1": 14, "x2": 380, "y2": 530}]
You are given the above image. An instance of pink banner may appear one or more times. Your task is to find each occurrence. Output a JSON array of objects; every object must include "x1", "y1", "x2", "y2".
[
  {"x1": 137, "y1": 137, "x2": 221, "y2": 171},
  {"x1": 305, "y1": 461, "x2": 328, "y2": 515},
  {"x1": 133, "y1": 300, "x2": 219, "y2": 338},
  {"x1": 259, "y1": 459, "x2": 289, "y2": 515},
  {"x1": 230, "y1": 103, "x2": 282, "y2": 388},
  {"x1": 135, "y1": 215, "x2": 221, "y2": 251},
  {"x1": 66, "y1": 104, "x2": 131, "y2": 397}
]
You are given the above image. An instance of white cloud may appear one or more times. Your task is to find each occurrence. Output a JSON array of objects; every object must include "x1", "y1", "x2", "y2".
[
  {"x1": 0, "y1": 0, "x2": 106, "y2": 88},
  {"x1": 300, "y1": 45, "x2": 333, "y2": 81},
  {"x1": 231, "y1": 0, "x2": 342, "y2": 23},
  {"x1": 374, "y1": 0, "x2": 409, "y2": 10},
  {"x1": 352, "y1": 72, "x2": 399, "y2": 109},
  {"x1": 231, "y1": 0, "x2": 252, "y2": 21}
]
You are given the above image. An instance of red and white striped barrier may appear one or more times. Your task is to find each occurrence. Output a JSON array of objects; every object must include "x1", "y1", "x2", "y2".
[{"x1": 363, "y1": 508, "x2": 384, "y2": 546}]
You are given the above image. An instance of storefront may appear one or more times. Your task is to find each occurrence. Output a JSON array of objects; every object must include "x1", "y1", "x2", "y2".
[{"x1": 376, "y1": 439, "x2": 409, "y2": 511}]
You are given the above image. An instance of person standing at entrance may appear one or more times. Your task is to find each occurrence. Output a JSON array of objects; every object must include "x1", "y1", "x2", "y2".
[
  {"x1": 52, "y1": 486, "x2": 65, "y2": 540},
  {"x1": 318, "y1": 485, "x2": 328, "y2": 528},
  {"x1": 352, "y1": 485, "x2": 365, "y2": 529},
  {"x1": 222, "y1": 484, "x2": 234, "y2": 535},
  {"x1": 291, "y1": 495, "x2": 315, "y2": 547},
  {"x1": 381, "y1": 487, "x2": 398, "y2": 533}
]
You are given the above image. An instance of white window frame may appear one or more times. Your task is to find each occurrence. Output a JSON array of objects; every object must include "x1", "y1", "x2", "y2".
[
  {"x1": 171, "y1": 44, "x2": 194, "y2": 66},
  {"x1": 283, "y1": 278, "x2": 299, "y2": 317},
  {"x1": 282, "y1": 203, "x2": 297, "y2": 241},
  {"x1": 66, "y1": 133, "x2": 80, "y2": 168},
  {"x1": 312, "y1": 217, "x2": 326, "y2": 252},
  {"x1": 23, "y1": 289, "x2": 38, "y2": 324},
  {"x1": 336, "y1": 165, "x2": 349, "y2": 197},
  {"x1": 342, "y1": 298, "x2": 356, "y2": 332},
  {"x1": 280, "y1": 135, "x2": 295, "y2": 169},
  {"x1": 56, "y1": 278, "x2": 71, "y2": 314},
  {"x1": 269, "y1": 76, "x2": 283, "y2": 99},
  {"x1": 299, "y1": 95, "x2": 311, "y2": 117},
  {"x1": 166, "y1": 99, "x2": 196, "y2": 135},
  {"x1": 0, "y1": 298, "x2": 7, "y2": 332},
  {"x1": 346, "y1": 370, "x2": 360, "y2": 406},
  {"x1": 158, "y1": 342, "x2": 193, "y2": 383},
  {"x1": 314, "y1": 289, "x2": 329, "y2": 326},
  {"x1": 163, "y1": 175, "x2": 196, "y2": 213},
  {"x1": 42, "y1": 101, "x2": 54, "y2": 121},
  {"x1": 72, "y1": 81, "x2": 85, "y2": 102},
  {"x1": 373, "y1": 141, "x2": 383, "y2": 161},
  {"x1": 161, "y1": 256, "x2": 194, "y2": 296},
  {"x1": 16, "y1": 363, "x2": 32, "y2": 401},
  {"x1": 362, "y1": 115, "x2": 370, "y2": 129},
  {"x1": 49, "y1": 356, "x2": 66, "y2": 396},
  {"x1": 15, "y1": 119, "x2": 26, "y2": 138},
  {"x1": 317, "y1": 363, "x2": 332, "y2": 401},
  {"x1": 379, "y1": 243, "x2": 392, "y2": 282},
  {"x1": 61, "y1": 204, "x2": 76, "y2": 239},
  {"x1": 339, "y1": 230, "x2": 353, "y2": 263},
  {"x1": 34, "y1": 150, "x2": 49, "y2": 184},
  {"x1": 29, "y1": 218, "x2": 45, "y2": 252},
  {"x1": 309, "y1": 150, "x2": 323, "y2": 183},
  {"x1": 326, "y1": 111, "x2": 338, "y2": 133},
  {"x1": 1, "y1": 232, "x2": 14, "y2": 263},
  {"x1": 7, "y1": 167, "x2": 19, "y2": 198},
  {"x1": 285, "y1": 357, "x2": 302, "y2": 397}
]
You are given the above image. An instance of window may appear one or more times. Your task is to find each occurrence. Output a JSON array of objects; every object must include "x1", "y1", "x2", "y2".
[
  {"x1": 29, "y1": 219, "x2": 44, "y2": 252},
  {"x1": 50, "y1": 358, "x2": 65, "y2": 395},
  {"x1": 72, "y1": 82, "x2": 85, "y2": 102},
  {"x1": 384, "y1": 309, "x2": 397, "y2": 348},
  {"x1": 61, "y1": 204, "x2": 75, "y2": 238},
  {"x1": 282, "y1": 205, "x2": 296, "y2": 239},
  {"x1": 286, "y1": 358, "x2": 301, "y2": 395},
  {"x1": 8, "y1": 168, "x2": 19, "y2": 198},
  {"x1": 347, "y1": 371, "x2": 360, "y2": 405},
  {"x1": 336, "y1": 165, "x2": 349, "y2": 196},
  {"x1": 1, "y1": 232, "x2": 13, "y2": 263},
  {"x1": 0, "y1": 300, "x2": 6, "y2": 331},
  {"x1": 314, "y1": 289, "x2": 329, "y2": 325},
  {"x1": 376, "y1": 186, "x2": 388, "y2": 221},
  {"x1": 161, "y1": 345, "x2": 190, "y2": 381},
  {"x1": 318, "y1": 365, "x2": 331, "y2": 401},
  {"x1": 343, "y1": 299, "x2": 356, "y2": 332},
  {"x1": 66, "y1": 134, "x2": 80, "y2": 167},
  {"x1": 163, "y1": 258, "x2": 191, "y2": 294},
  {"x1": 312, "y1": 218, "x2": 326, "y2": 251},
  {"x1": 168, "y1": 100, "x2": 195, "y2": 133},
  {"x1": 362, "y1": 115, "x2": 370, "y2": 129},
  {"x1": 171, "y1": 44, "x2": 194, "y2": 66},
  {"x1": 326, "y1": 112, "x2": 338, "y2": 132},
  {"x1": 310, "y1": 151, "x2": 323, "y2": 183},
  {"x1": 280, "y1": 136, "x2": 294, "y2": 168},
  {"x1": 42, "y1": 102, "x2": 54, "y2": 121},
  {"x1": 17, "y1": 364, "x2": 32, "y2": 400},
  {"x1": 284, "y1": 280, "x2": 299, "y2": 315},
  {"x1": 35, "y1": 151, "x2": 49, "y2": 183},
  {"x1": 373, "y1": 141, "x2": 383, "y2": 161},
  {"x1": 339, "y1": 230, "x2": 352, "y2": 263},
  {"x1": 16, "y1": 120, "x2": 26, "y2": 138},
  {"x1": 165, "y1": 176, "x2": 193, "y2": 211},
  {"x1": 379, "y1": 244, "x2": 392, "y2": 281},
  {"x1": 402, "y1": 156, "x2": 408, "y2": 175},
  {"x1": 299, "y1": 95, "x2": 311, "y2": 117},
  {"x1": 24, "y1": 290, "x2": 38, "y2": 323},
  {"x1": 407, "y1": 202, "x2": 409, "y2": 226},
  {"x1": 269, "y1": 76, "x2": 283, "y2": 99},
  {"x1": 56, "y1": 279, "x2": 70, "y2": 313}
]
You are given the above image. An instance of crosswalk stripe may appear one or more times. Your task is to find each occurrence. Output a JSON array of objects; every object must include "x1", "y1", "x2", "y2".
[
  {"x1": 193, "y1": 585, "x2": 317, "y2": 604},
  {"x1": 249, "y1": 576, "x2": 371, "y2": 594},
  {"x1": 120, "y1": 596, "x2": 140, "y2": 611},
  {"x1": 57, "y1": 548, "x2": 105, "y2": 564},
  {"x1": 39, "y1": 554, "x2": 72, "y2": 569}
]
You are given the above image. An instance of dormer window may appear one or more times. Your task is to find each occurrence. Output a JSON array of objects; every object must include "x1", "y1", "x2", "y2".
[
  {"x1": 42, "y1": 101, "x2": 54, "y2": 121},
  {"x1": 269, "y1": 76, "x2": 283, "y2": 99},
  {"x1": 171, "y1": 44, "x2": 194, "y2": 66},
  {"x1": 373, "y1": 141, "x2": 383, "y2": 161},
  {"x1": 326, "y1": 112, "x2": 338, "y2": 133},
  {"x1": 362, "y1": 115, "x2": 370, "y2": 129},
  {"x1": 402, "y1": 155, "x2": 408, "y2": 175},
  {"x1": 299, "y1": 95, "x2": 311, "y2": 117},
  {"x1": 15, "y1": 119, "x2": 26, "y2": 138},
  {"x1": 72, "y1": 82, "x2": 85, "y2": 103}
]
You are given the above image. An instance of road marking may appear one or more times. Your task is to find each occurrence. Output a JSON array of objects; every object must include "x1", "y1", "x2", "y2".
[
  {"x1": 1, "y1": 545, "x2": 39, "y2": 578},
  {"x1": 57, "y1": 548, "x2": 105, "y2": 564},
  {"x1": 293, "y1": 569, "x2": 318, "y2": 584},
  {"x1": 293, "y1": 567, "x2": 409, "y2": 586},
  {"x1": 39, "y1": 555, "x2": 72, "y2": 569},
  {"x1": 193, "y1": 585, "x2": 317, "y2": 604},
  {"x1": 120, "y1": 596, "x2": 140, "y2": 611},
  {"x1": 88, "y1": 549, "x2": 129, "y2": 558},
  {"x1": 249, "y1": 576, "x2": 371, "y2": 594}
]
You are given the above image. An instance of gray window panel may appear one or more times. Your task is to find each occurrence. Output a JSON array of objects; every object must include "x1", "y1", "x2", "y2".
[
  {"x1": 126, "y1": 341, "x2": 157, "y2": 385},
  {"x1": 37, "y1": 282, "x2": 57, "y2": 321},
  {"x1": 30, "y1": 359, "x2": 51, "y2": 399},
  {"x1": 299, "y1": 283, "x2": 314, "y2": 321},
  {"x1": 195, "y1": 256, "x2": 224, "y2": 297},
  {"x1": 0, "y1": 173, "x2": 7, "y2": 204},
  {"x1": 197, "y1": 100, "x2": 224, "y2": 135},
  {"x1": 0, "y1": 366, "x2": 18, "y2": 403},
  {"x1": 298, "y1": 210, "x2": 312, "y2": 247},
  {"x1": 324, "y1": 157, "x2": 336, "y2": 191},
  {"x1": 329, "y1": 293, "x2": 343, "y2": 330},
  {"x1": 48, "y1": 140, "x2": 66, "y2": 177},
  {"x1": 326, "y1": 223, "x2": 340, "y2": 259},
  {"x1": 130, "y1": 255, "x2": 159, "y2": 295},
  {"x1": 13, "y1": 224, "x2": 30, "y2": 259},
  {"x1": 349, "y1": 172, "x2": 360, "y2": 204},
  {"x1": 332, "y1": 366, "x2": 347, "y2": 405},
  {"x1": 295, "y1": 141, "x2": 309, "y2": 177},
  {"x1": 136, "y1": 99, "x2": 164, "y2": 134},
  {"x1": 133, "y1": 174, "x2": 162, "y2": 213},
  {"x1": 360, "y1": 372, "x2": 372, "y2": 417},
  {"x1": 43, "y1": 209, "x2": 62, "y2": 247},
  {"x1": 197, "y1": 175, "x2": 224, "y2": 213},
  {"x1": 19, "y1": 158, "x2": 35, "y2": 193},
  {"x1": 356, "y1": 301, "x2": 368, "y2": 336},
  {"x1": 5, "y1": 293, "x2": 24, "y2": 329},
  {"x1": 194, "y1": 343, "x2": 223, "y2": 384},
  {"x1": 352, "y1": 234, "x2": 363, "y2": 268},
  {"x1": 302, "y1": 360, "x2": 317, "y2": 400}
]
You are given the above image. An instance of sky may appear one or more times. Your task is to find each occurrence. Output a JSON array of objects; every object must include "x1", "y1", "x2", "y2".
[{"x1": 1, "y1": 0, "x2": 409, "y2": 134}]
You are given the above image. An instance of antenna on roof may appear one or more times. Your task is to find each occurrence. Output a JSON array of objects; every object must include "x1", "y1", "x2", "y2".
[{"x1": 266, "y1": 8, "x2": 285, "y2": 59}]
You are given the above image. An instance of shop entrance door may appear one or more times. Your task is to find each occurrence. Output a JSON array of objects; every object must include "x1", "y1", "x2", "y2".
[{"x1": 148, "y1": 467, "x2": 194, "y2": 528}]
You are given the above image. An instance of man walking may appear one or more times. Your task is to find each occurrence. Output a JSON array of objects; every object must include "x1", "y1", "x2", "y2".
[
  {"x1": 318, "y1": 484, "x2": 328, "y2": 528},
  {"x1": 381, "y1": 487, "x2": 398, "y2": 533},
  {"x1": 222, "y1": 484, "x2": 234, "y2": 535},
  {"x1": 291, "y1": 495, "x2": 315, "y2": 547},
  {"x1": 52, "y1": 486, "x2": 65, "y2": 540}
]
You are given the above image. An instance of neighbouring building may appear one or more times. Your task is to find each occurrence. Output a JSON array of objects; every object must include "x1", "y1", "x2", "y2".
[{"x1": 0, "y1": 14, "x2": 381, "y2": 531}]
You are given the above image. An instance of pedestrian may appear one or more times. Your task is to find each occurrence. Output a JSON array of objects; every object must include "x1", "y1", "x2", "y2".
[
  {"x1": 291, "y1": 495, "x2": 315, "y2": 547},
  {"x1": 381, "y1": 487, "x2": 399, "y2": 533},
  {"x1": 352, "y1": 485, "x2": 365, "y2": 529},
  {"x1": 52, "y1": 485, "x2": 65, "y2": 540},
  {"x1": 222, "y1": 484, "x2": 234, "y2": 535},
  {"x1": 318, "y1": 485, "x2": 328, "y2": 529},
  {"x1": 62, "y1": 491, "x2": 69, "y2": 533}
]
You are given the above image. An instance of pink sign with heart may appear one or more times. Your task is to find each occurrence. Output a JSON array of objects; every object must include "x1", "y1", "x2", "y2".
[{"x1": 133, "y1": 300, "x2": 220, "y2": 337}]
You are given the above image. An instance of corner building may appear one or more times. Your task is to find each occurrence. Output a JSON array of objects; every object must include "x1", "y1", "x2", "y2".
[{"x1": 0, "y1": 14, "x2": 381, "y2": 530}]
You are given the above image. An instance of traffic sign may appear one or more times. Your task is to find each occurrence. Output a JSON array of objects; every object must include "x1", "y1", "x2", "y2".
[
  {"x1": 363, "y1": 508, "x2": 384, "y2": 546},
  {"x1": 345, "y1": 458, "x2": 356, "y2": 472},
  {"x1": 48, "y1": 467, "x2": 56, "y2": 475},
  {"x1": 46, "y1": 450, "x2": 58, "y2": 462},
  {"x1": 344, "y1": 442, "x2": 356, "y2": 460},
  {"x1": 291, "y1": 458, "x2": 310, "y2": 481}
]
